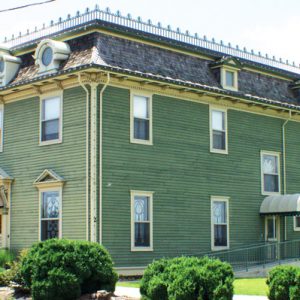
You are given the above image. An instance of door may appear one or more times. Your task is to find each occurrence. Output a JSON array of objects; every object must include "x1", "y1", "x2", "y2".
[{"x1": 265, "y1": 216, "x2": 280, "y2": 261}]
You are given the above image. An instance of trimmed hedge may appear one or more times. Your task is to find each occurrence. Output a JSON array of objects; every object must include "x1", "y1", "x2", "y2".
[
  {"x1": 140, "y1": 256, "x2": 234, "y2": 300},
  {"x1": 267, "y1": 266, "x2": 300, "y2": 300},
  {"x1": 19, "y1": 239, "x2": 118, "y2": 300}
]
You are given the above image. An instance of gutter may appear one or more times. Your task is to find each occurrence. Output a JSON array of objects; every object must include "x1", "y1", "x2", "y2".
[
  {"x1": 78, "y1": 73, "x2": 90, "y2": 241},
  {"x1": 99, "y1": 73, "x2": 110, "y2": 244},
  {"x1": 282, "y1": 109, "x2": 292, "y2": 241}
]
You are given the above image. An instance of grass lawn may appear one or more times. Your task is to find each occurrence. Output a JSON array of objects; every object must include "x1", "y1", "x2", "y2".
[
  {"x1": 234, "y1": 278, "x2": 268, "y2": 296},
  {"x1": 117, "y1": 281, "x2": 141, "y2": 288},
  {"x1": 118, "y1": 278, "x2": 268, "y2": 296}
]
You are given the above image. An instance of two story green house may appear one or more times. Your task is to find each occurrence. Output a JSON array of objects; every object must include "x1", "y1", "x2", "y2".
[{"x1": 0, "y1": 6, "x2": 300, "y2": 274}]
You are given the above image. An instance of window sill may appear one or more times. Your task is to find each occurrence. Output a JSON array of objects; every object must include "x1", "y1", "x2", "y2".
[
  {"x1": 222, "y1": 85, "x2": 238, "y2": 92},
  {"x1": 294, "y1": 228, "x2": 300, "y2": 232},
  {"x1": 131, "y1": 247, "x2": 153, "y2": 252},
  {"x1": 261, "y1": 191, "x2": 281, "y2": 196},
  {"x1": 130, "y1": 138, "x2": 153, "y2": 146},
  {"x1": 39, "y1": 139, "x2": 62, "y2": 146},
  {"x1": 210, "y1": 148, "x2": 228, "y2": 155},
  {"x1": 211, "y1": 246, "x2": 229, "y2": 251}
]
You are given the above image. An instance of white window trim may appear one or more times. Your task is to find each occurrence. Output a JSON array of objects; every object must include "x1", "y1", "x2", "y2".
[
  {"x1": 210, "y1": 106, "x2": 228, "y2": 154},
  {"x1": 0, "y1": 104, "x2": 4, "y2": 152},
  {"x1": 39, "y1": 91, "x2": 63, "y2": 146},
  {"x1": 131, "y1": 190, "x2": 153, "y2": 252},
  {"x1": 211, "y1": 196, "x2": 230, "y2": 251},
  {"x1": 221, "y1": 67, "x2": 238, "y2": 91},
  {"x1": 38, "y1": 186, "x2": 62, "y2": 241},
  {"x1": 130, "y1": 91, "x2": 153, "y2": 145},
  {"x1": 293, "y1": 216, "x2": 300, "y2": 231},
  {"x1": 265, "y1": 215, "x2": 280, "y2": 241},
  {"x1": 260, "y1": 150, "x2": 281, "y2": 196}
]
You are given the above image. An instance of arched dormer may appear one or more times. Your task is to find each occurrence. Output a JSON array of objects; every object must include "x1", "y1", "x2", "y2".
[
  {"x1": 0, "y1": 45, "x2": 21, "y2": 87},
  {"x1": 34, "y1": 39, "x2": 71, "y2": 75}
]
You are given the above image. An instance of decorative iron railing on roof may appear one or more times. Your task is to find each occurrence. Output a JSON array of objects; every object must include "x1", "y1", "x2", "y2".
[{"x1": 3, "y1": 5, "x2": 300, "y2": 75}]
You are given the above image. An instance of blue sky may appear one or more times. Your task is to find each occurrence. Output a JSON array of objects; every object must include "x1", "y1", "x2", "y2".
[{"x1": 0, "y1": 0, "x2": 299, "y2": 65}]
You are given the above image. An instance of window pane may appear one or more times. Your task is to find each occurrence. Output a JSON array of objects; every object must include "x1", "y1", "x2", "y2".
[
  {"x1": 296, "y1": 217, "x2": 300, "y2": 228},
  {"x1": 213, "y1": 201, "x2": 226, "y2": 224},
  {"x1": 226, "y1": 71, "x2": 234, "y2": 87},
  {"x1": 42, "y1": 191, "x2": 59, "y2": 219},
  {"x1": 213, "y1": 130, "x2": 225, "y2": 150},
  {"x1": 135, "y1": 223, "x2": 150, "y2": 247},
  {"x1": 42, "y1": 119, "x2": 59, "y2": 141},
  {"x1": 134, "y1": 96, "x2": 148, "y2": 119},
  {"x1": 212, "y1": 110, "x2": 224, "y2": 131},
  {"x1": 43, "y1": 97, "x2": 60, "y2": 121},
  {"x1": 134, "y1": 196, "x2": 149, "y2": 222},
  {"x1": 267, "y1": 218, "x2": 276, "y2": 239},
  {"x1": 134, "y1": 119, "x2": 149, "y2": 140},
  {"x1": 263, "y1": 155, "x2": 278, "y2": 174},
  {"x1": 214, "y1": 224, "x2": 227, "y2": 246},
  {"x1": 264, "y1": 174, "x2": 279, "y2": 192},
  {"x1": 41, "y1": 220, "x2": 59, "y2": 241}
]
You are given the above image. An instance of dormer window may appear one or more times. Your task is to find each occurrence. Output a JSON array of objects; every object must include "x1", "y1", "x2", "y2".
[
  {"x1": 42, "y1": 47, "x2": 53, "y2": 67},
  {"x1": 222, "y1": 68, "x2": 238, "y2": 91},
  {"x1": 210, "y1": 57, "x2": 242, "y2": 92},
  {"x1": 35, "y1": 39, "x2": 70, "y2": 74},
  {"x1": 0, "y1": 46, "x2": 21, "y2": 87}
]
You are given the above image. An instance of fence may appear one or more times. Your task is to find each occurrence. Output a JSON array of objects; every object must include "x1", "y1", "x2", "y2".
[{"x1": 2, "y1": 5, "x2": 300, "y2": 75}]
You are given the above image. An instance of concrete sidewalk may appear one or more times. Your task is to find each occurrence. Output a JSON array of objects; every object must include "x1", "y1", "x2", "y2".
[{"x1": 115, "y1": 286, "x2": 268, "y2": 300}]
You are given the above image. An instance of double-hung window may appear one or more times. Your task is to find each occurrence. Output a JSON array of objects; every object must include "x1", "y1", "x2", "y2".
[
  {"x1": 0, "y1": 105, "x2": 3, "y2": 152},
  {"x1": 131, "y1": 191, "x2": 153, "y2": 251},
  {"x1": 210, "y1": 107, "x2": 227, "y2": 153},
  {"x1": 261, "y1": 151, "x2": 280, "y2": 195},
  {"x1": 211, "y1": 196, "x2": 229, "y2": 250},
  {"x1": 40, "y1": 95, "x2": 62, "y2": 144},
  {"x1": 131, "y1": 93, "x2": 152, "y2": 145},
  {"x1": 40, "y1": 189, "x2": 61, "y2": 241}
]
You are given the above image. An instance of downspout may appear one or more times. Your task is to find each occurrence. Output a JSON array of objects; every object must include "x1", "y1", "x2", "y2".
[
  {"x1": 282, "y1": 109, "x2": 292, "y2": 241},
  {"x1": 99, "y1": 73, "x2": 110, "y2": 244},
  {"x1": 78, "y1": 73, "x2": 90, "y2": 241}
]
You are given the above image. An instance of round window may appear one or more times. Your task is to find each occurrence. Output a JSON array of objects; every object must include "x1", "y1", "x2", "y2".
[
  {"x1": 0, "y1": 59, "x2": 4, "y2": 73},
  {"x1": 41, "y1": 47, "x2": 53, "y2": 66}
]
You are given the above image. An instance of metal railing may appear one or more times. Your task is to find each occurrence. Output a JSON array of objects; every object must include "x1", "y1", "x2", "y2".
[
  {"x1": 206, "y1": 239, "x2": 300, "y2": 271},
  {"x1": 2, "y1": 5, "x2": 300, "y2": 75}
]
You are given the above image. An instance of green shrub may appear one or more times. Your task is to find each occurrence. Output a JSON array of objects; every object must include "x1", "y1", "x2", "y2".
[
  {"x1": 267, "y1": 266, "x2": 299, "y2": 300},
  {"x1": 0, "y1": 249, "x2": 15, "y2": 268},
  {"x1": 140, "y1": 256, "x2": 234, "y2": 300},
  {"x1": 19, "y1": 239, "x2": 118, "y2": 300},
  {"x1": 0, "y1": 249, "x2": 28, "y2": 288}
]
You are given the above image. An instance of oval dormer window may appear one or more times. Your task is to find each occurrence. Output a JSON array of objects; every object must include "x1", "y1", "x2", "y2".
[
  {"x1": 35, "y1": 39, "x2": 70, "y2": 74},
  {"x1": 42, "y1": 47, "x2": 53, "y2": 66}
]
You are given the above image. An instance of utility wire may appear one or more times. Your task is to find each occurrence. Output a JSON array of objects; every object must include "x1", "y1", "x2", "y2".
[{"x1": 0, "y1": 0, "x2": 56, "y2": 13}]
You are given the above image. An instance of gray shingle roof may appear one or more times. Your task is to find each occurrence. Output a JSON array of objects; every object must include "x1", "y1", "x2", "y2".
[{"x1": 5, "y1": 32, "x2": 300, "y2": 108}]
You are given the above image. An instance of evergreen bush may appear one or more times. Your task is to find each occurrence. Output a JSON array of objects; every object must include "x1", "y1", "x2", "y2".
[{"x1": 140, "y1": 256, "x2": 234, "y2": 300}]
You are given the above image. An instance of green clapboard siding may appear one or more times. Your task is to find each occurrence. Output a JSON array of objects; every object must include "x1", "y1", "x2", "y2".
[
  {"x1": 0, "y1": 87, "x2": 87, "y2": 249},
  {"x1": 102, "y1": 86, "x2": 300, "y2": 267}
]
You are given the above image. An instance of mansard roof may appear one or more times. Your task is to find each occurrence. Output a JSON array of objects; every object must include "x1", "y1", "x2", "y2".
[{"x1": 1, "y1": 7, "x2": 300, "y2": 111}]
